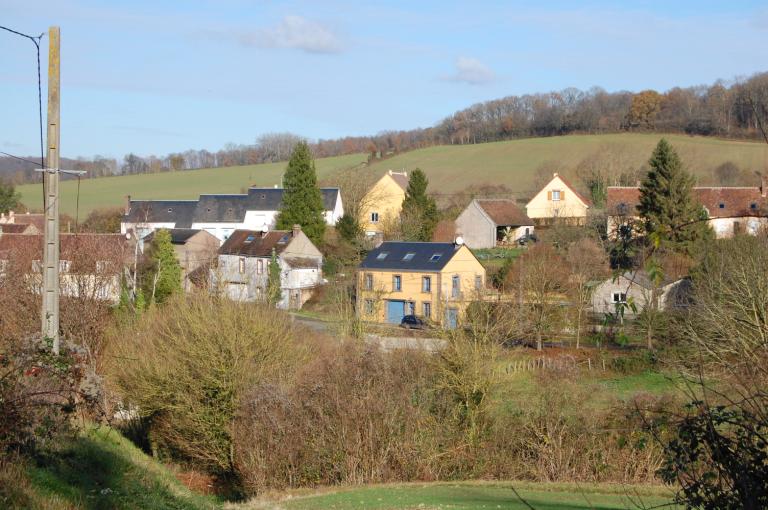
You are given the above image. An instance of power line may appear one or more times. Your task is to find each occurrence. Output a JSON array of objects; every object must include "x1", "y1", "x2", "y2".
[
  {"x1": 0, "y1": 25, "x2": 46, "y2": 204},
  {"x1": 0, "y1": 150, "x2": 42, "y2": 166}
]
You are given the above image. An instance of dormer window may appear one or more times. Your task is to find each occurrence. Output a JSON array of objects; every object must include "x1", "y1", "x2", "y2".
[
  {"x1": 430, "y1": 253, "x2": 442, "y2": 262},
  {"x1": 376, "y1": 252, "x2": 388, "y2": 260},
  {"x1": 245, "y1": 235, "x2": 255, "y2": 243},
  {"x1": 167, "y1": 208, "x2": 173, "y2": 213},
  {"x1": 403, "y1": 252, "x2": 415, "y2": 261}
]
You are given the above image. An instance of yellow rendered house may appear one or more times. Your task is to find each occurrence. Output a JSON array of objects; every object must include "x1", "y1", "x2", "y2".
[
  {"x1": 357, "y1": 241, "x2": 486, "y2": 328},
  {"x1": 360, "y1": 170, "x2": 409, "y2": 236},
  {"x1": 526, "y1": 173, "x2": 591, "y2": 226}
]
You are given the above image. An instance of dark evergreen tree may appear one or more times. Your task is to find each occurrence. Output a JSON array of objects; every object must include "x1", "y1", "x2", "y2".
[
  {"x1": 143, "y1": 229, "x2": 182, "y2": 304},
  {"x1": 275, "y1": 141, "x2": 326, "y2": 245},
  {"x1": 336, "y1": 213, "x2": 361, "y2": 243},
  {"x1": 267, "y1": 248, "x2": 282, "y2": 306},
  {"x1": 401, "y1": 168, "x2": 438, "y2": 241},
  {"x1": 638, "y1": 139, "x2": 712, "y2": 253},
  {"x1": 0, "y1": 180, "x2": 20, "y2": 214}
]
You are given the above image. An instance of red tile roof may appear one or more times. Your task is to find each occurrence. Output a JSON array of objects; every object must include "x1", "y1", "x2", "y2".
[
  {"x1": 554, "y1": 174, "x2": 593, "y2": 207},
  {"x1": 218, "y1": 230, "x2": 296, "y2": 257},
  {"x1": 475, "y1": 199, "x2": 533, "y2": 226},
  {"x1": 0, "y1": 233, "x2": 131, "y2": 269},
  {"x1": 607, "y1": 186, "x2": 767, "y2": 218},
  {"x1": 388, "y1": 172, "x2": 409, "y2": 191}
]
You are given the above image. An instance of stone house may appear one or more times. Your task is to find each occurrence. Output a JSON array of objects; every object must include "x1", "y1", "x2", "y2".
[
  {"x1": 214, "y1": 226, "x2": 323, "y2": 309},
  {"x1": 359, "y1": 170, "x2": 410, "y2": 236},
  {"x1": 357, "y1": 241, "x2": 486, "y2": 328},
  {"x1": 455, "y1": 199, "x2": 534, "y2": 248},
  {"x1": 591, "y1": 270, "x2": 692, "y2": 318},
  {"x1": 606, "y1": 183, "x2": 768, "y2": 239},
  {"x1": 143, "y1": 228, "x2": 219, "y2": 292},
  {"x1": 526, "y1": 173, "x2": 591, "y2": 226},
  {"x1": 121, "y1": 187, "x2": 344, "y2": 242}
]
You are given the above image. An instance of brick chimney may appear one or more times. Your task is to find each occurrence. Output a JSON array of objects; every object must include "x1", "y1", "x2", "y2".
[
  {"x1": 292, "y1": 224, "x2": 301, "y2": 237},
  {"x1": 8, "y1": 211, "x2": 14, "y2": 224},
  {"x1": 124, "y1": 195, "x2": 131, "y2": 215}
]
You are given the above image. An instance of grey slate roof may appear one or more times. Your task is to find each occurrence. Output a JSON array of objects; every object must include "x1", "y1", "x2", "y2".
[
  {"x1": 124, "y1": 187, "x2": 340, "y2": 225},
  {"x1": 359, "y1": 242, "x2": 463, "y2": 271}
]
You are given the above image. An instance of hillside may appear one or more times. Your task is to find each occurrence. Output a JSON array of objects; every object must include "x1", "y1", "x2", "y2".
[
  {"x1": 16, "y1": 133, "x2": 768, "y2": 217},
  {"x1": 364, "y1": 133, "x2": 768, "y2": 198},
  {"x1": 15, "y1": 153, "x2": 367, "y2": 218}
]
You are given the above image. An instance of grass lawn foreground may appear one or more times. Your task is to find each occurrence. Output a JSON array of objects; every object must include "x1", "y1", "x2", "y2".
[{"x1": 269, "y1": 481, "x2": 678, "y2": 510}]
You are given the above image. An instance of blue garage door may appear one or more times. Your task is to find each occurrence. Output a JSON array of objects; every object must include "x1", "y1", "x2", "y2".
[{"x1": 387, "y1": 300, "x2": 406, "y2": 324}]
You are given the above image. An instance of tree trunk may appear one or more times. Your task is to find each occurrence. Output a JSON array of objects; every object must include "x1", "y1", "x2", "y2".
[{"x1": 536, "y1": 331, "x2": 543, "y2": 351}]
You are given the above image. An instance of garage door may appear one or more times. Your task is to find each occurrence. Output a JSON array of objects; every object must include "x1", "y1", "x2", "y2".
[{"x1": 386, "y1": 300, "x2": 406, "y2": 324}]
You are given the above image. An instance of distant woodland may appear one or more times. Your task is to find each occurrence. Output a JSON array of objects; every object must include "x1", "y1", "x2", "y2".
[{"x1": 2, "y1": 71, "x2": 767, "y2": 184}]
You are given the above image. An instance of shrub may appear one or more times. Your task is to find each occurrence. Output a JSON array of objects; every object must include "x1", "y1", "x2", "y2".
[
  {"x1": 235, "y1": 343, "x2": 443, "y2": 492},
  {"x1": 105, "y1": 295, "x2": 309, "y2": 484}
]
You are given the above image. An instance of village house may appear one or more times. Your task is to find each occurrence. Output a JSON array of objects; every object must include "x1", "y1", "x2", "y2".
[
  {"x1": 121, "y1": 186, "x2": 344, "y2": 242},
  {"x1": 357, "y1": 240, "x2": 486, "y2": 328},
  {"x1": 0, "y1": 233, "x2": 132, "y2": 303},
  {"x1": 526, "y1": 173, "x2": 591, "y2": 226},
  {"x1": 0, "y1": 222, "x2": 39, "y2": 234},
  {"x1": 359, "y1": 170, "x2": 410, "y2": 236},
  {"x1": 143, "y1": 228, "x2": 219, "y2": 292},
  {"x1": 455, "y1": 198, "x2": 534, "y2": 248},
  {"x1": 606, "y1": 182, "x2": 768, "y2": 239},
  {"x1": 591, "y1": 270, "x2": 692, "y2": 318},
  {"x1": 0, "y1": 211, "x2": 46, "y2": 231},
  {"x1": 213, "y1": 225, "x2": 323, "y2": 309}
]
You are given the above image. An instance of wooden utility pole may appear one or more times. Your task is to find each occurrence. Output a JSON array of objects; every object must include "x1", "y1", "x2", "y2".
[{"x1": 42, "y1": 26, "x2": 61, "y2": 353}]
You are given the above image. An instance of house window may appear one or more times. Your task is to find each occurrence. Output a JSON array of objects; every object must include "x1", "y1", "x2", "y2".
[
  {"x1": 365, "y1": 273, "x2": 373, "y2": 290},
  {"x1": 422, "y1": 276, "x2": 431, "y2": 292},
  {"x1": 376, "y1": 252, "x2": 388, "y2": 260},
  {"x1": 371, "y1": 212, "x2": 379, "y2": 223},
  {"x1": 612, "y1": 292, "x2": 627, "y2": 303},
  {"x1": 719, "y1": 202, "x2": 725, "y2": 209},
  {"x1": 257, "y1": 259, "x2": 264, "y2": 274},
  {"x1": 423, "y1": 301, "x2": 431, "y2": 319},
  {"x1": 403, "y1": 252, "x2": 415, "y2": 261},
  {"x1": 475, "y1": 275, "x2": 482, "y2": 290},
  {"x1": 238, "y1": 257, "x2": 246, "y2": 274},
  {"x1": 364, "y1": 299, "x2": 375, "y2": 315},
  {"x1": 751, "y1": 202, "x2": 758, "y2": 210},
  {"x1": 452, "y1": 275, "x2": 460, "y2": 298},
  {"x1": 393, "y1": 275, "x2": 402, "y2": 291},
  {"x1": 551, "y1": 190, "x2": 561, "y2": 201},
  {"x1": 430, "y1": 253, "x2": 442, "y2": 262},
  {"x1": 59, "y1": 260, "x2": 71, "y2": 273}
]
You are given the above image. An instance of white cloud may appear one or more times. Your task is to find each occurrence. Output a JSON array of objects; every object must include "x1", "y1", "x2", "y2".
[
  {"x1": 444, "y1": 56, "x2": 495, "y2": 85},
  {"x1": 241, "y1": 15, "x2": 342, "y2": 54}
]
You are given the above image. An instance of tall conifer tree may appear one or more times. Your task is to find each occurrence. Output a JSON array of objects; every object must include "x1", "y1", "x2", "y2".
[
  {"x1": 638, "y1": 139, "x2": 712, "y2": 253},
  {"x1": 144, "y1": 229, "x2": 182, "y2": 304},
  {"x1": 275, "y1": 141, "x2": 326, "y2": 244},
  {"x1": 401, "y1": 168, "x2": 439, "y2": 241}
]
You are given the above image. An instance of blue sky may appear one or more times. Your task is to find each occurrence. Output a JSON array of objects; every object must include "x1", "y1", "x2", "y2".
[{"x1": 1, "y1": 0, "x2": 767, "y2": 159}]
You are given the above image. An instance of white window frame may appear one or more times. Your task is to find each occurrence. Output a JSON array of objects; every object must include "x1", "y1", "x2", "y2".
[
  {"x1": 371, "y1": 212, "x2": 379, "y2": 223},
  {"x1": 422, "y1": 276, "x2": 431, "y2": 293},
  {"x1": 612, "y1": 292, "x2": 627, "y2": 303},
  {"x1": 393, "y1": 274, "x2": 402, "y2": 291},
  {"x1": 365, "y1": 273, "x2": 373, "y2": 290},
  {"x1": 257, "y1": 258, "x2": 264, "y2": 274},
  {"x1": 423, "y1": 301, "x2": 431, "y2": 319},
  {"x1": 238, "y1": 257, "x2": 246, "y2": 274},
  {"x1": 551, "y1": 190, "x2": 561, "y2": 202}
]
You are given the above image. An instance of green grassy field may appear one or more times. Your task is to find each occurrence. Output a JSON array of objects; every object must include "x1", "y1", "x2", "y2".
[
  {"x1": 365, "y1": 133, "x2": 768, "y2": 195},
  {"x1": 11, "y1": 426, "x2": 220, "y2": 509},
  {"x1": 16, "y1": 133, "x2": 768, "y2": 217},
  {"x1": 270, "y1": 481, "x2": 678, "y2": 510},
  {"x1": 16, "y1": 152, "x2": 367, "y2": 217}
]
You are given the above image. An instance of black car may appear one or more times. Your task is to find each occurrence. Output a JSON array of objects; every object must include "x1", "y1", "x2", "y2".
[{"x1": 400, "y1": 315, "x2": 428, "y2": 330}]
